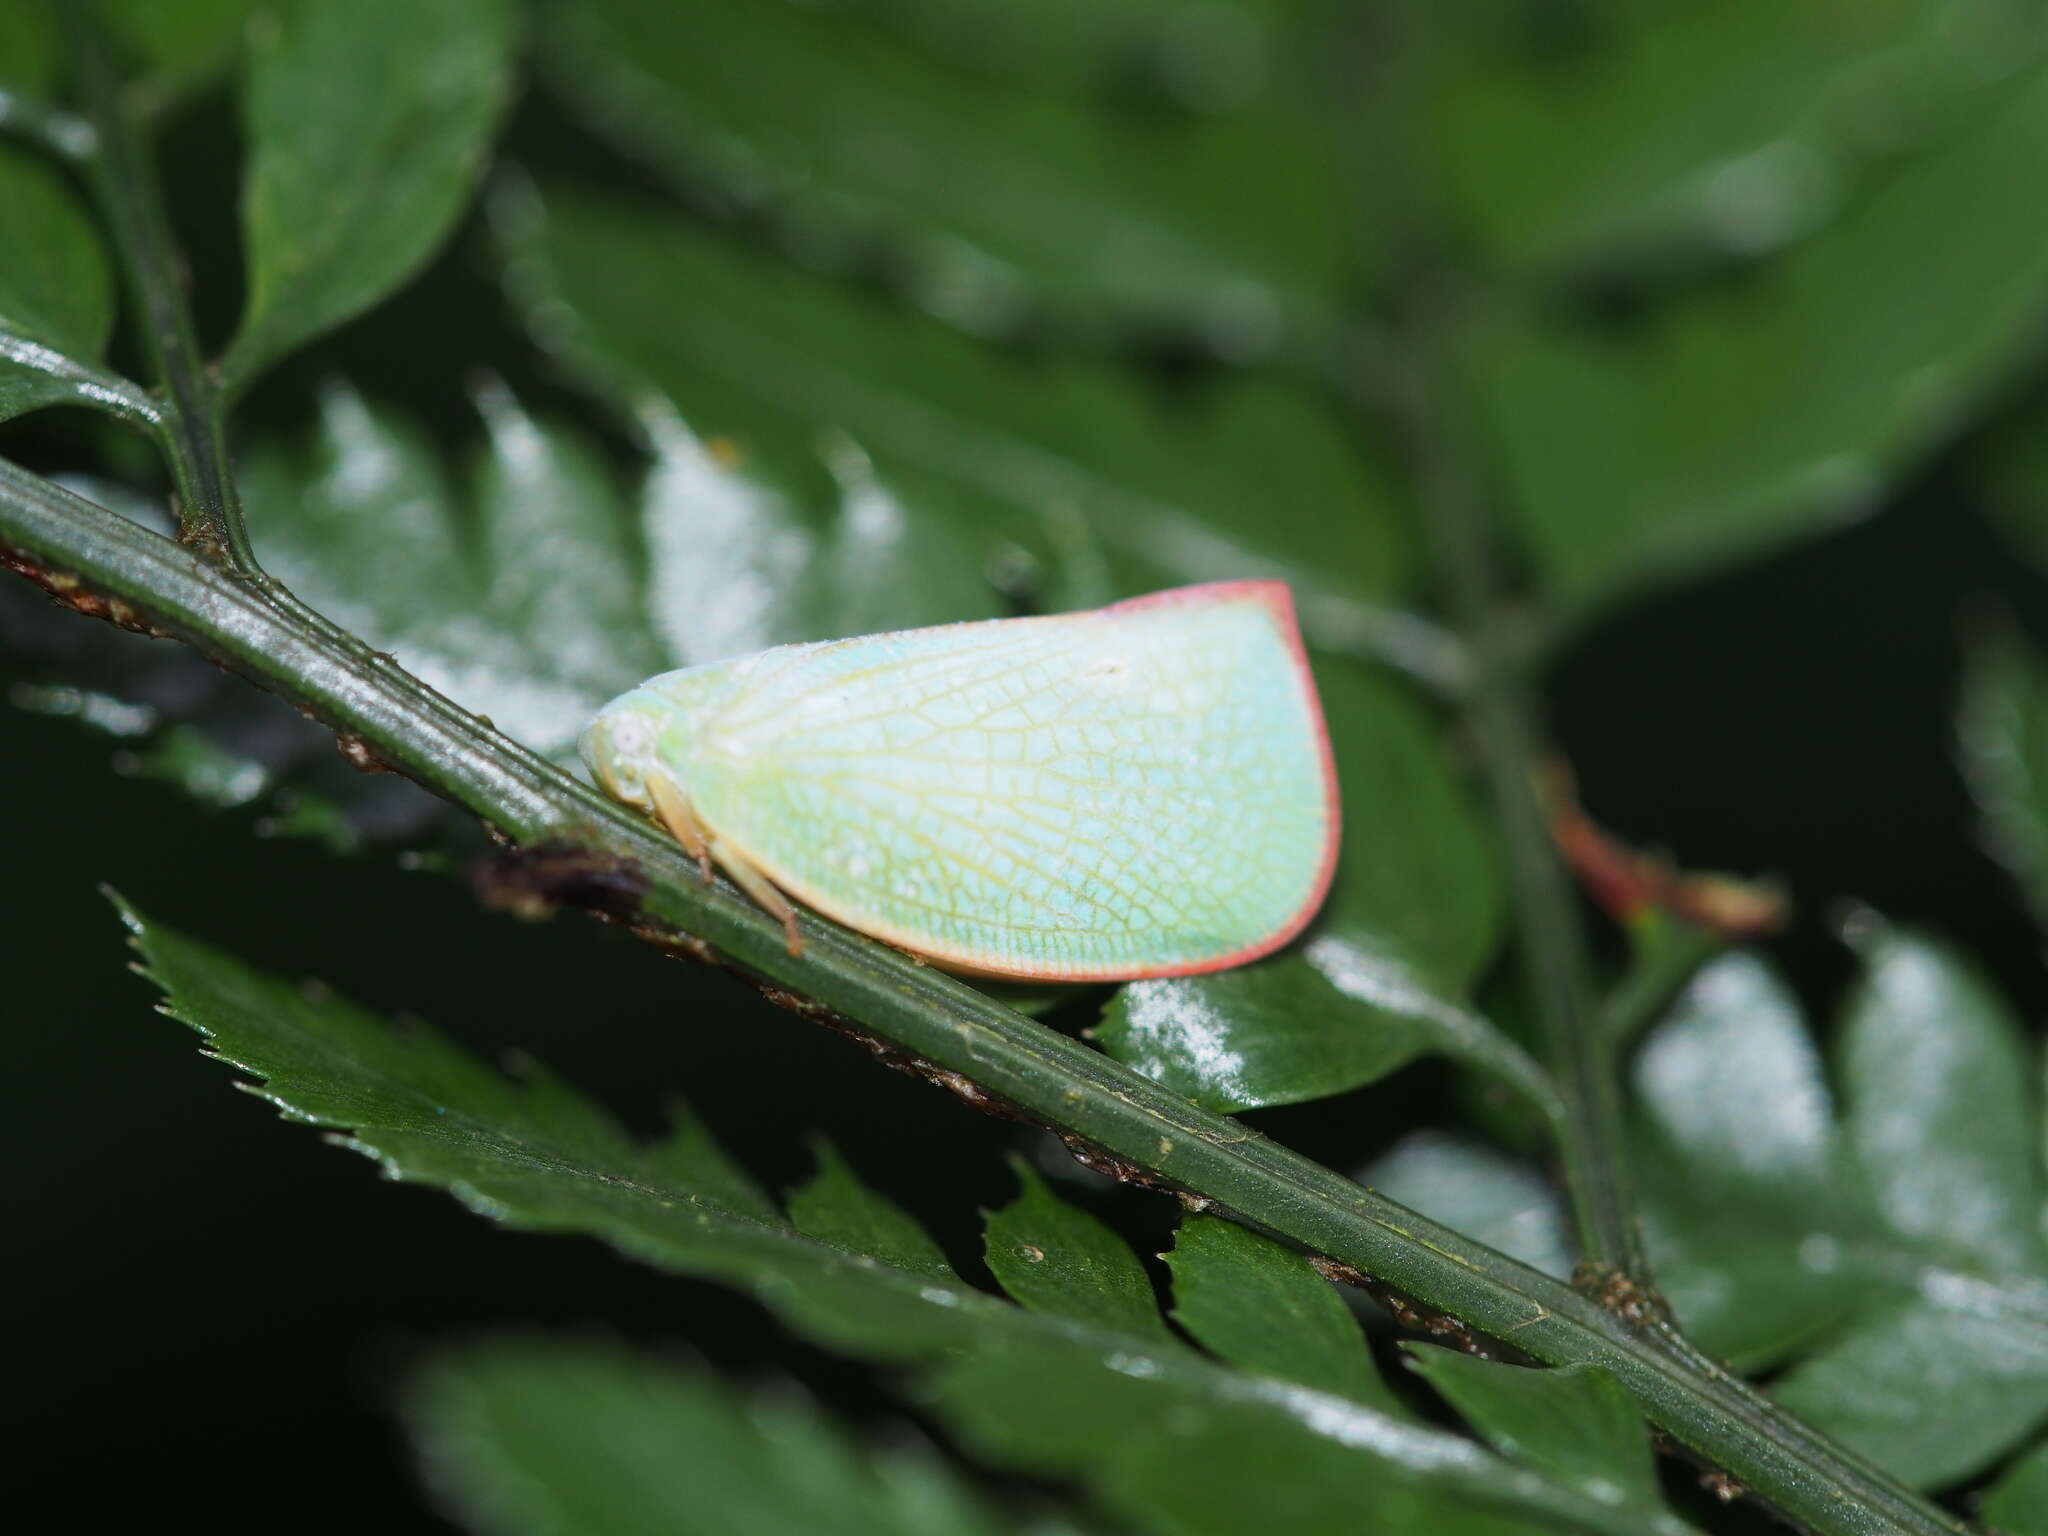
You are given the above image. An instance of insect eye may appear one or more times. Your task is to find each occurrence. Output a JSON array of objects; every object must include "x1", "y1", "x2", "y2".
[{"x1": 609, "y1": 714, "x2": 653, "y2": 757}]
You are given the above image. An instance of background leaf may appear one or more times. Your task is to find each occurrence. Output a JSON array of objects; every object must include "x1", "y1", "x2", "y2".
[
  {"x1": 1361, "y1": 1133, "x2": 1574, "y2": 1282},
  {"x1": 1480, "y1": 58, "x2": 2048, "y2": 616},
  {"x1": 0, "y1": 144, "x2": 127, "y2": 424},
  {"x1": 1984, "y1": 1442, "x2": 2048, "y2": 1536},
  {"x1": 788, "y1": 1140, "x2": 958, "y2": 1282},
  {"x1": 1365, "y1": 939, "x2": 2048, "y2": 1490},
  {"x1": 535, "y1": 0, "x2": 1354, "y2": 357},
  {"x1": 1165, "y1": 1212, "x2": 1403, "y2": 1413},
  {"x1": 406, "y1": 1339, "x2": 1021, "y2": 1536},
  {"x1": 1437, "y1": 0, "x2": 2040, "y2": 274},
  {"x1": 1403, "y1": 1351, "x2": 1660, "y2": 1517},
  {"x1": 1633, "y1": 952, "x2": 1856, "y2": 1366},
  {"x1": 242, "y1": 380, "x2": 657, "y2": 757},
  {"x1": 1770, "y1": 924, "x2": 2048, "y2": 1485},
  {"x1": 0, "y1": 0, "x2": 263, "y2": 105},
  {"x1": 498, "y1": 182, "x2": 1411, "y2": 645},
  {"x1": 224, "y1": 0, "x2": 515, "y2": 389},
  {"x1": 1640, "y1": 939, "x2": 2048, "y2": 1487},
  {"x1": 1961, "y1": 623, "x2": 2048, "y2": 944},
  {"x1": 122, "y1": 894, "x2": 1694, "y2": 1536},
  {"x1": 983, "y1": 1157, "x2": 1169, "y2": 1338}
]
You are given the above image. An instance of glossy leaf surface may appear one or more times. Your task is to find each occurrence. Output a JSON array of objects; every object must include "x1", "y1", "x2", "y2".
[
  {"x1": 1644, "y1": 943, "x2": 2048, "y2": 1486},
  {"x1": 242, "y1": 382, "x2": 658, "y2": 757}
]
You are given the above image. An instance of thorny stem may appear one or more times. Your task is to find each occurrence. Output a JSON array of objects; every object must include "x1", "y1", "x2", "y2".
[{"x1": 0, "y1": 463, "x2": 1969, "y2": 1536}]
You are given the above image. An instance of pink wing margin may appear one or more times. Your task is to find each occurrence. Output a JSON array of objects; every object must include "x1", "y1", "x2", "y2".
[{"x1": 1095, "y1": 580, "x2": 1342, "y2": 978}]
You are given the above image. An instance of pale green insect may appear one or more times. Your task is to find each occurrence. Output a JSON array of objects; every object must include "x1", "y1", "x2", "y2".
[{"x1": 581, "y1": 580, "x2": 1339, "y2": 980}]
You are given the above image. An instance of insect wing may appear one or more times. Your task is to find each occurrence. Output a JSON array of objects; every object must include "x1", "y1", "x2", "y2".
[{"x1": 682, "y1": 582, "x2": 1337, "y2": 980}]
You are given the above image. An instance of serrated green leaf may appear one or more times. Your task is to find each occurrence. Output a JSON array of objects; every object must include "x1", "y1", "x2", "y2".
[
  {"x1": 243, "y1": 381, "x2": 659, "y2": 756},
  {"x1": 1632, "y1": 952, "x2": 1870, "y2": 1367},
  {"x1": 1985, "y1": 1441, "x2": 2048, "y2": 1535},
  {"x1": 983, "y1": 1158, "x2": 1168, "y2": 1338},
  {"x1": 1836, "y1": 926, "x2": 2044, "y2": 1276},
  {"x1": 1637, "y1": 953, "x2": 1838, "y2": 1198},
  {"x1": 1404, "y1": 1350, "x2": 1659, "y2": 1514},
  {"x1": 223, "y1": 0, "x2": 515, "y2": 391},
  {"x1": 789, "y1": 434, "x2": 1002, "y2": 645},
  {"x1": 788, "y1": 1141, "x2": 957, "y2": 1283},
  {"x1": 472, "y1": 381, "x2": 667, "y2": 695},
  {"x1": 0, "y1": 143, "x2": 131, "y2": 426},
  {"x1": 406, "y1": 1339, "x2": 1015, "y2": 1536},
  {"x1": 1775, "y1": 1302, "x2": 2048, "y2": 1494},
  {"x1": 641, "y1": 1096, "x2": 779, "y2": 1226},
  {"x1": 1768, "y1": 927, "x2": 2048, "y2": 1485},
  {"x1": 924, "y1": 1331, "x2": 1577, "y2": 1536},
  {"x1": 538, "y1": 0, "x2": 1353, "y2": 356},
  {"x1": 632, "y1": 409, "x2": 814, "y2": 665},
  {"x1": 122, "y1": 894, "x2": 1690, "y2": 1536},
  {"x1": 1362, "y1": 1133, "x2": 1573, "y2": 1282},
  {"x1": 1165, "y1": 1213, "x2": 1403, "y2": 1415},
  {"x1": 1482, "y1": 59, "x2": 2048, "y2": 616},
  {"x1": 497, "y1": 183, "x2": 1411, "y2": 648},
  {"x1": 1438, "y1": 0, "x2": 2039, "y2": 272},
  {"x1": 1636, "y1": 940, "x2": 2048, "y2": 1487},
  {"x1": 638, "y1": 411, "x2": 1006, "y2": 665},
  {"x1": 1960, "y1": 624, "x2": 2048, "y2": 945}
]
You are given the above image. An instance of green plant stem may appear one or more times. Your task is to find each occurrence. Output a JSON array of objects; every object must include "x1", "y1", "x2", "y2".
[
  {"x1": 0, "y1": 460, "x2": 1967, "y2": 1536},
  {"x1": 0, "y1": 87, "x2": 96, "y2": 160},
  {"x1": 1395, "y1": 327, "x2": 1654, "y2": 1289},
  {"x1": 61, "y1": 3, "x2": 250, "y2": 566}
]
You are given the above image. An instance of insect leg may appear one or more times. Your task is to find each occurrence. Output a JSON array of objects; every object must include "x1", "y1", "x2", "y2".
[
  {"x1": 646, "y1": 768, "x2": 714, "y2": 882},
  {"x1": 710, "y1": 840, "x2": 804, "y2": 958}
]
